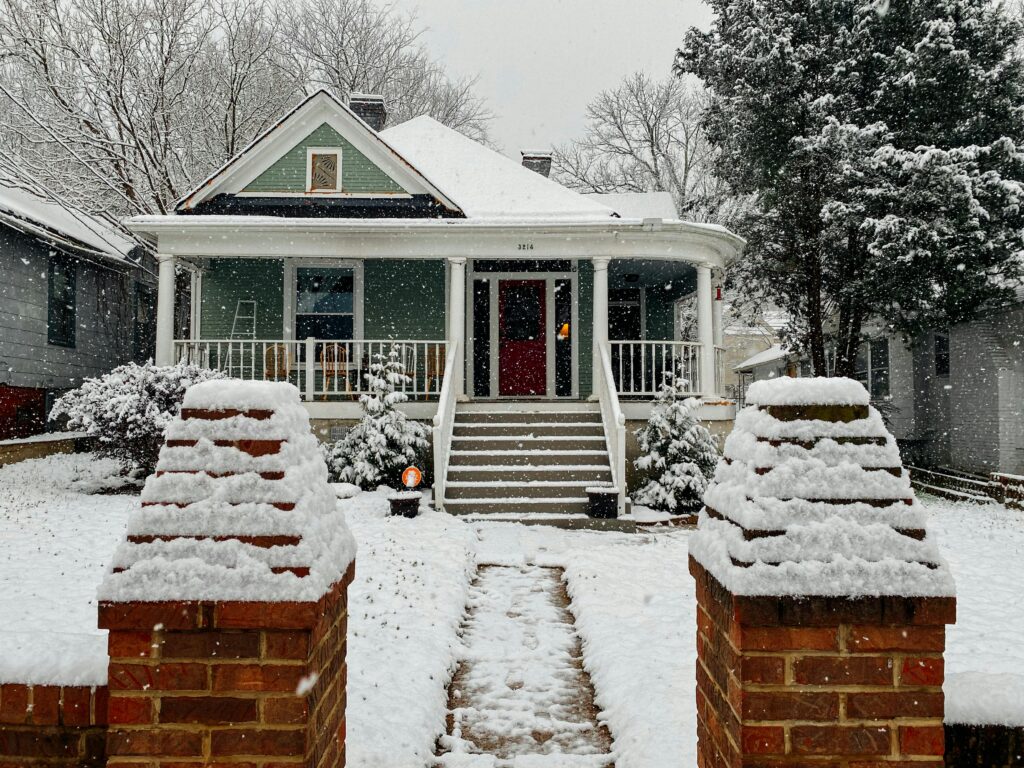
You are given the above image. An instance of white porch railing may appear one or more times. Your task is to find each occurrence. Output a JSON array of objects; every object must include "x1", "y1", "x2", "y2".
[
  {"x1": 431, "y1": 337, "x2": 462, "y2": 512},
  {"x1": 595, "y1": 342, "x2": 627, "y2": 516},
  {"x1": 173, "y1": 339, "x2": 448, "y2": 401},
  {"x1": 609, "y1": 341, "x2": 703, "y2": 397}
]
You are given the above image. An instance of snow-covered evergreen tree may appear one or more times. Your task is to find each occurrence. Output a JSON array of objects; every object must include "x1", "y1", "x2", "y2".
[
  {"x1": 50, "y1": 361, "x2": 226, "y2": 475},
  {"x1": 678, "y1": 0, "x2": 1024, "y2": 376},
  {"x1": 325, "y1": 345, "x2": 428, "y2": 489},
  {"x1": 633, "y1": 371, "x2": 719, "y2": 513}
]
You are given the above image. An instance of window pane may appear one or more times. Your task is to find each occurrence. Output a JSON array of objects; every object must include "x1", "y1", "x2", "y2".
[
  {"x1": 48, "y1": 256, "x2": 76, "y2": 347},
  {"x1": 297, "y1": 268, "x2": 353, "y2": 313},
  {"x1": 503, "y1": 285, "x2": 542, "y2": 341},
  {"x1": 608, "y1": 305, "x2": 642, "y2": 340},
  {"x1": 869, "y1": 339, "x2": 890, "y2": 398},
  {"x1": 934, "y1": 333, "x2": 950, "y2": 377},
  {"x1": 555, "y1": 279, "x2": 572, "y2": 397},
  {"x1": 296, "y1": 314, "x2": 353, "y2": 340}
]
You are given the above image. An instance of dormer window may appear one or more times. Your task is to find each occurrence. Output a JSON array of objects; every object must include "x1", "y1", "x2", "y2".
[{"x1": 307, "y1": 148, "x2": 342, "y2": 193}]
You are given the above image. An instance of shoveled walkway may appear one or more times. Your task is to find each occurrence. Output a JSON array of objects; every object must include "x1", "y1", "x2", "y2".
[{"x1": 435, "y1": 565, "x2": 613, "y2": 767}]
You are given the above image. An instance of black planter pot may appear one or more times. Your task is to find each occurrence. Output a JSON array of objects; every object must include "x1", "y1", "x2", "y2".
[
  {"x1": 388, "y1": 492, "x2": 422, "y2": 518},
  {"x1": 587, "y1": 487, "x2": 619, "y2": 519}
]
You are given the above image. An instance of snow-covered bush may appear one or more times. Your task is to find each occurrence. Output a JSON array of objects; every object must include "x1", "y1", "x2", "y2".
[
  {"x1": 324, "y1": 345, "x2": 428, "y2": 489},
  {"x1": 50, "y1": 361, "x2": 226, "y2": 476},
  {"x1": 633, "y1": 371, "x2": 719, "y2": 513}
]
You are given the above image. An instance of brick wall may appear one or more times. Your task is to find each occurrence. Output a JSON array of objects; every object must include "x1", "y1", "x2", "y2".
[
  {"x1": 692, "y1": 559, "x2": 954, "y2": 767},
  {"x1": 99, "y1": 562, "x2": 353, "y2": 768},
  {"x1": 0, "y1": 683, "x2": 108, "y2": 766}
]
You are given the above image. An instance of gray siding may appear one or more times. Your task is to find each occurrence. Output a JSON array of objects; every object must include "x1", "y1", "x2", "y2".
[{"x1": 0, "y1": 226, "x2": 151, "y2": 391}]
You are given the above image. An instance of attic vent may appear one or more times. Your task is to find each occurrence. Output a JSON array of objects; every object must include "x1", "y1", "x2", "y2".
[{"x1": 308, "y1": 149, "x2": 341, "y2": 193}]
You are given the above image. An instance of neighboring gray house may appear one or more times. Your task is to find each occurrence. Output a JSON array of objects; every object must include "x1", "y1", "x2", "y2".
[
  {"x1": 734, "y1": 307, "x2": 1024, "y2": 477},
  {"x1": 0, "y1": 182, "x2": 155, "y2": 439}
]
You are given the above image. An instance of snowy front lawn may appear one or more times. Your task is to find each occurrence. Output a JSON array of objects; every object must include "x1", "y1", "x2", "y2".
[{"x1": 0, "y1": 453, "x2": 1022, "y2": 768}]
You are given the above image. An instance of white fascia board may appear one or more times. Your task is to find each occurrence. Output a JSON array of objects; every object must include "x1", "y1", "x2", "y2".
[
  {"x1": 176, "y1": 91, "x2": 461, "y2": 214},
  {"x1": 124, "y1": 217, "x2": 743, "y2": 267}
]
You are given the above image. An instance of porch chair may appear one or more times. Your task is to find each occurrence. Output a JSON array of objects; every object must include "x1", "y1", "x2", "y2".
[
  {"x1": 320, "y1": 343, "x2": 351, "y2": 401},
  {"x1": 263, "y1": 343, "x2": 291, "y2": 382},
  {"x1": 425, "y1": 345, "x2": 447, "y2": 398}
]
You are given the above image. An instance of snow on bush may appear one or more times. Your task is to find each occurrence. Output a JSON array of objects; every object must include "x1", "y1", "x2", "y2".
[
  {"x1": 50, "y1": 361, "x2": 226, "y2": 476},
  {"x1": 324, "y1": 345, "x2": 429, "y2": 489},
  {"x1": 633, "y1": 372, "x2": 718, "y2": 513}
]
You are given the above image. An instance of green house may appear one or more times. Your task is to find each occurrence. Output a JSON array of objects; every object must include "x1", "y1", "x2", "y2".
[{"x1": 128, "y1": 90, "x2": 743, "y2": 517}]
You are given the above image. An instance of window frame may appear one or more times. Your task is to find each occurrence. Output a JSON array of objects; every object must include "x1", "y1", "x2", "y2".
[
  {"x1": 47, "y1": 254, "x2": 77, "y2": 348},
  {"x1": 306, "y1": 147, "x2": 344, "y2": 194},
  {"x1": 283, "y1": 259, "x2": 364, "y2": 342}
]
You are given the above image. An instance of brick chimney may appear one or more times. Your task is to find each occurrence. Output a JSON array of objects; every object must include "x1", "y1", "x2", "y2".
[
  {"x1": 349, "y1": 93, "x2": 388, "y2": 132},
  {"x1": 521, "y1": 151, "x2": 552, "y2": 177}
]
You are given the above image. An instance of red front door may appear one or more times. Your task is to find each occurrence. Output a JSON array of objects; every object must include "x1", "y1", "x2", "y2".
[{"x1": 499, "y1": 280, "x2": 547, "y2": 396}]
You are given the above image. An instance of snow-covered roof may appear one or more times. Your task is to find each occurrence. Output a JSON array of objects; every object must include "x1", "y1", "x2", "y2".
[
  {"x1": 381, "y1": 116, "x2": 618, "y2": 222},
  {"x1": 733, "y1": 344, "x2": 791, "y2": 372},
  {"x1": 0, "y1": 183, "x2": 136, "y2": 264},
  {"x1": 584, "y1": 191, "x2": 677, "y2": 220}
]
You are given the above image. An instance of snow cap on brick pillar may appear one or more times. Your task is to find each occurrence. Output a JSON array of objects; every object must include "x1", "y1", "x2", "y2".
[
  {"x1": 689, "y1": 376, "x2": 955, "y2": 767},
  {"x1": 97, "y1": 380, "x2": 355, "y2": 768}
]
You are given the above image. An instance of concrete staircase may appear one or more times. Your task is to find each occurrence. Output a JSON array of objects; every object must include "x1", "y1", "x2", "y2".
[{"x1": 442, "y1": 402, "x2": 613, "y2": 516}]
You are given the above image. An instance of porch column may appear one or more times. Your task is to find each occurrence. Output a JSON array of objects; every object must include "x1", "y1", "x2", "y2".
[
  {"x1": 712, "y1": 273, "x2": 724, "y2": 349},
  {"x1": 448, "y1": 257, "x2": 466, "y2": 397},
  {"x1": 697, "y1": 264, "x2": 716, "y2": 397},
  {"x1": 591, "y1": 257, "x2": 610, "y2": 390},
  {"x1": 155, "y1": 253, "x2": 176, "y2": 366}
]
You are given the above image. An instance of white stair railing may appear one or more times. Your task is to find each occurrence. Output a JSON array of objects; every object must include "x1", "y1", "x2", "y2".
[
  {"x1": 432, "y1": 338, "x2": 461, "y2": 512},
  {"x1": 595, "y1": 341, "x2": 627, "y2": 516}
]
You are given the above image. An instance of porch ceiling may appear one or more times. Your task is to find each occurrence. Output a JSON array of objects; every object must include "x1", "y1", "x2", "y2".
[{"x1": 609, "y1": 259, "x2": 696, "y2": 289}]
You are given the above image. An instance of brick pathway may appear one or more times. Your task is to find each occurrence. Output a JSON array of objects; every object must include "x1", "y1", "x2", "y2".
[{"x1": 435, "y1": 565, "x2": 613, "y2": 767}]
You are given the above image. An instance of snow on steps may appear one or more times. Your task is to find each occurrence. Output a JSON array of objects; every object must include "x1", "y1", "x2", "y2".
[
  {"x1": 443, "y1": 403, "x2": 614, "y2": 518},
  {"x1": 907, "y1": 464, "x2": 996, "y2": 505}
]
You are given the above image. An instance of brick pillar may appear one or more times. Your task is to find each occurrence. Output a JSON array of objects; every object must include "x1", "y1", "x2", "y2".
[
  {"x1": 0, "y1": 684, "x2": 108, "y2": 766},
  {"x1": 691, "y1": 378, "x2": 956, "y2": 767},
  {"x1": 691, "y1": 560, "x2": 954, "y2": 767},
  {"x1": 97, "y1": 381, "x2": 356, "y2": 768},
  {"x1": 99, "y1": 565, "x2": 353, "y2": 768}
]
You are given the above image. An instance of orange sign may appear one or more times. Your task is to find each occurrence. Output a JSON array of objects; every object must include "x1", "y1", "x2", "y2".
[{"x1": 402, "y1": 466, "x2": 422, "y2": 488}]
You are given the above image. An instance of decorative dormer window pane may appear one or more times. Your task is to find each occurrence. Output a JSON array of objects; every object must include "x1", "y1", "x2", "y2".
[{"x1": 310, "y1": 152, "x2": 339, "y2": 191}]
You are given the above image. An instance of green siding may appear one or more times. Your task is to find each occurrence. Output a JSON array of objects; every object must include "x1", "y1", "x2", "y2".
[
  {"x1": 244, "y1": 123, "x2": 405, "y2": 194},
  {"x1": 363, "y1": 260, "x2": 446, "y2": 339},
  {"x1": 578, "y1": 260, "x2": 593, "y2": 397},
  {"x1": 201, "y1": 259, "x2": 284, "y2": 338}
]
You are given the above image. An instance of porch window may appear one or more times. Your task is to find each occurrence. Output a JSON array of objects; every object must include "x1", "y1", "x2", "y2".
[
  {"x1": 934, "y1": 333, "x2": 950, "y2": 377},
  {"x1": 47, "y1": 254, "x2": 76, "y2": 347},
  {"x1": 295, "y1": 267, "x2": 354, "y2": 340}
]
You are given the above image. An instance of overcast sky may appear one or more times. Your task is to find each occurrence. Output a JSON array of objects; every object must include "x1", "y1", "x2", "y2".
[{"x1": 390, "y1": 0, "x2": 713, "y2": 157}]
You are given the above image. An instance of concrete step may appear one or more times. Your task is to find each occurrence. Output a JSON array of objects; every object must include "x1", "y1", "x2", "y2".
[
  {"x1": 452, "y1": 423, "x2": 605, "y2": 437},
  {"x1": 447, "y1": 466, "x2": 612, "y2": 483},
  {"x1": 445, "y1": 480, "x2": 610, "y2": 500},
  {"x1": 460, "y1": 514, "x2": 638, "y2": 532},
  {"x1": 456, "y1": 410, "x2": 601, "y2": 424},
  {"x1": 458, "y1": 401, "x2": 598, "y2": 414},
  {"x1": 450, "y1": 435, "x2": 607, "y2": 452},
  {"x1": 444, "y1": 498, "x2": 591, "y2": 515},
  {"x1": 449, "y1": 450, "x2": 611, "y2": 467}
]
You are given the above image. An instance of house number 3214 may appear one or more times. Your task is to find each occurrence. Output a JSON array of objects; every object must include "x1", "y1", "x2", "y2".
[{"x1": 517, "y1": 243, "x2": 534, "y2": 251}]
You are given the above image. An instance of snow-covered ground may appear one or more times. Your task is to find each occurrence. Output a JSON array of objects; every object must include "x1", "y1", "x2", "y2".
[{"x1": 0, "y1": 453, "x2": 1022, "y2": 767}]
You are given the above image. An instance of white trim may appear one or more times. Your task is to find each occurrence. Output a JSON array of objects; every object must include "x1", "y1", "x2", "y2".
[
  {"x1": 234, "y1": 191, "x2": 414, "y2": 199},
  {"x1": 175, "y1": 90, "x2": 461, "y2": 213},
  {"x1": 282, "y1": 259, "x2": 364, "y2": 341},
  {"x1": 305, "y1": 147, "x2": 343, "y2": 193}
]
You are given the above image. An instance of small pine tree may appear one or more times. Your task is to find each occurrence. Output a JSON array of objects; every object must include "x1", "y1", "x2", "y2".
[
  {"x1": 633, "y1": 371, "x2": 719, "y2": 513},
  {"x1": 325, "y1": 344, "x2": 429, "y2": 489}
]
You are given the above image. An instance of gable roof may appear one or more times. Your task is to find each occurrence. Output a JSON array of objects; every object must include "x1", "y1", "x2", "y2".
[
  {"x1": 0, "y1": 183, "x2": 137, "y2": 265},
  {"x1": 175, "y1": 90, "x2": 461, "y2": 214},
  {"x1": 380, "y1": 116, "x2": 618, "y2": 222}
]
